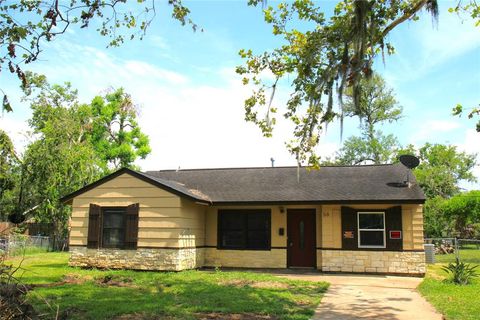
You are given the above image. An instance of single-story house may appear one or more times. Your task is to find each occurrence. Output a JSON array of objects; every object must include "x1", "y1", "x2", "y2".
[{"x1": 62, "y1": 164, "x2": 426, "y2": 275}]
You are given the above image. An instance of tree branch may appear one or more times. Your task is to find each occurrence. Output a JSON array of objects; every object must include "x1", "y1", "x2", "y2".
[{"x1": 381, "y1": 0, "x2": 428, "y2": 38}]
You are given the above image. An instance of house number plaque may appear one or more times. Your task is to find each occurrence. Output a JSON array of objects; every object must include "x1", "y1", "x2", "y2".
[{"x1": 343, "y1": 231, "x2": 354, "y2": 239}]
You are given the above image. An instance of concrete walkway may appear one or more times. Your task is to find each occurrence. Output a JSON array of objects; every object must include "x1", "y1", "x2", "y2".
[{"x1": 277, "y1": 273, "x2": 443, "y2": 320}]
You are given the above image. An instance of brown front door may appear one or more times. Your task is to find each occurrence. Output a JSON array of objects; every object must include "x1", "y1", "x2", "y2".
[{"x1": 287, "y1": 209, "x2": 316, "y2": 268}]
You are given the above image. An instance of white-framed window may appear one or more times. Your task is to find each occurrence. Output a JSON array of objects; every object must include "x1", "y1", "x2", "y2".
[{"x1": 357, "y1": 212, "x2": 386, "y2": 248}]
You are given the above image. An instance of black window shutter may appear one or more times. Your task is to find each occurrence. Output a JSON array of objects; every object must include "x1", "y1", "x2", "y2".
[
  {"x1": 341, "y1": 206, "x2": 357, "y2": 250},
  {"x1": 87, "y1": 204, "x2": 101, "y2": 249},
  {"x1": 124, "y1": 203, "x2": 140, "y2": 249},
  {"x1": 385, "y1": 206, "x2": 403, "y2": 251}
]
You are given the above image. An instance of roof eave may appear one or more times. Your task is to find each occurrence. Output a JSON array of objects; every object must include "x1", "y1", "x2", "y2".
[
  {"x1": 60, "y1": 168, "x2": 210, "y2": 205},
  {"x1": 210, "y1": 199, "x2": 426, "y2": 206}
]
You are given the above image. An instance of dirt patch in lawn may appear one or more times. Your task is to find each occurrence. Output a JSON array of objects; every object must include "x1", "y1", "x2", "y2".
[
  {"x1": 112, "y1": 313, "x2": 167, "y2": 320},
  {"x1": 250, "y1": 281, "x2": 290, "y2": 289},
  {"x1": 58, "y1": 307, "x2": 88, "y2": 320},
  {"x1": 32, "y1": 273, "x2": 90, "y2": 288},
  {"x1": 196, "y1": 313, "x2": 278, "y2": 320},
  {"x1": 95, "y1": 274, "x2": 136, "y2": 288},
  {"x1": 221, "y1": 279, "x2": 290, "y2": 290}
]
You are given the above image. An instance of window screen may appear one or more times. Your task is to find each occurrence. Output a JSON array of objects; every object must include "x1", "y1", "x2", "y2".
[
  {"x1": 357, "y1": 212, "x2": 385, "y2": 248},
  {"x1": 218, "y1": 210, "x2": 271, "y2": 250},
  {"x1": 102, "y1": 208, "x2": 126, "y2": 248}
]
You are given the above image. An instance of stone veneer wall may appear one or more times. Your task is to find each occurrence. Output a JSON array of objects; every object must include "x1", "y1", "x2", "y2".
[
  {"x1": 204, "y1": 248, "x2": 286, "y2": 268},
  {"x1": 320, "y1": 250, "x2": 426, "y2": 275},
  {"x1": 69, "y1": 247, "x2": 425, "y2": 274},
  {"x1": 69, "y1": 246, "x2": 205, "y2": 271}
]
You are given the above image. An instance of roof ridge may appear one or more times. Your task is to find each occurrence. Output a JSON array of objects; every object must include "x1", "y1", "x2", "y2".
[{"x1": 145, "y1": 163, "x2": 397, "y2": 173}]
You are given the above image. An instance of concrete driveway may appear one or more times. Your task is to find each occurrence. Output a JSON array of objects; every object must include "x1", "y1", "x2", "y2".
[{"x1": 278, "y1": 273, "x2": 442, "y2": 320}]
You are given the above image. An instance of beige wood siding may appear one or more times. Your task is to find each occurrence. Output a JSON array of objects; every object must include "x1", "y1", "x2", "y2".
[
  {"x1": 402, "y1": 204, "x2": 424, "y2": 250},
  {"x1": 69, "y1": 173, "x2": 206, "y2": 248},
  {"x1": 321, "y1": 205, "x2": 342, "y2": 248}
]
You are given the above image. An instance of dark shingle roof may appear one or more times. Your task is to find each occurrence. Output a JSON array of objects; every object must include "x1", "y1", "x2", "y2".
[{"x1": 144, "y1": 164, "x2": 425, "y2": 204}]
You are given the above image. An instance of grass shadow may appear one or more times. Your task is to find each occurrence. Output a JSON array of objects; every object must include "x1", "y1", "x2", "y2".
[
  {"x1": 31, "y1": 277, "x2": 327, "y2": 320},
  {"x1": 14, "y1": 256, "x2": 328, "y2": 320}
]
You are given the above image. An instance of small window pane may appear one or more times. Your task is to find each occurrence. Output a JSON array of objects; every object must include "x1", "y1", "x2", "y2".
[
  {"x1": 247, "y1": 230, "x2": 268, "y2": 249},
  {"x1": 248, "y1": 214, "x2": 268, "y2": 230},
  {"x1": 221, "y1": 230, "x2": 245, "y2": 248},
  {"x1": 221, "y1": 213, "x2": 243, "y2": 229},
  {"x1": 359, "y1": 231, "x2": 384, "y2": 247},
  {"x1": 103, "y1": 212, "x2": 124, "y2": 228},
  {"x1": 359, "y1": 213, "x2": 384, "y2": 229},
  {"x1": 103, "y1": 228, "x2": 125, "y2": 247}
]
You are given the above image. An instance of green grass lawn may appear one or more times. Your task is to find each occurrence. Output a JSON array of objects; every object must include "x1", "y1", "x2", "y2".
[
  {"x1": 418, "y1": 263, "x2": 480, "y2": 320},
  {"x1": 5, "y1": 252, "x2": 328, "y2": 320}
]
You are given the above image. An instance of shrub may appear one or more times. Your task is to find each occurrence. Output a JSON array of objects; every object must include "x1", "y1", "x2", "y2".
[
  {"x1": 0, "y1": 255, "x2": 38, "y2": 319},
  {"x1": 442, "y1": 258, "x2": 479, "y2": 285}
]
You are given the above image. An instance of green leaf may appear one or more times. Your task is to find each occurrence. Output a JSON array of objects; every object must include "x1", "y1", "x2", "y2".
[
  {"x1": 2, "y1": 94, "x2": 12, "y2": 112},
  {"x1": 452, "y1": 104, "x2": 463, "y2": 116}
]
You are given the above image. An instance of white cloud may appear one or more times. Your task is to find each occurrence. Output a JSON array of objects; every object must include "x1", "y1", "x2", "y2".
[
  {"x1": 149, "y1": 35, "x2": 169, "y2": 50},
  {"x1": 416, "y1": 11, "x2": 479, "y2": 70},
  {"x1": 459, "y1": 129, "x2": 480, "y2": 155},
  {"x1": 4, "y1": 40, "x2": 322, "y2": 170},
  {"x1": 28, "y1": 42, "x2": 189, "y2": 93},
  {"x1": 458, "y1": 129, "x2": 480, "y2": 190},
  {"x1": 409, "y1": 119, "x2": 462, "y2": 144},
  {"x1": 382, "y1": 9, "x2": 480, "y2": 82},
  {"x1": 135, "y1": 79, "x2": 309, "y2": 170},
  {"x1": 0, "y1": 116, "x2": 32, "y2": 155},
  {"x1": 124, "y1": 60, "x2": 189, "y2": 85}
]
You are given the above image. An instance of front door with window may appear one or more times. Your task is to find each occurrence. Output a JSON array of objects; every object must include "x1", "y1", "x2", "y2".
[{"x1": 287, "y1": 209, "x2": 316, "y2": 268}]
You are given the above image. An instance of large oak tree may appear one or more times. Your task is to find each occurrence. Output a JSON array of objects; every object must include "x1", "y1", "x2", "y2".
[
  {"x1": 238, "y1": 0, "x2": 479, "y2": 164},
  {"x1": 334, "y1": 73, "x2": 402, "y2": 165}
]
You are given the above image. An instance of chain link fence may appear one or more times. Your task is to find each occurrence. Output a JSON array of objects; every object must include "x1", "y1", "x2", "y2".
[
  {"x1": 425, "y1": 238, "x2": 480, "y2": 265},
  {"x1": 0, "y1": 234, "x2": 51, "y2": 255}
]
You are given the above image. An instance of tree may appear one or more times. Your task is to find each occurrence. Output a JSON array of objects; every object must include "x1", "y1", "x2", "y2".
[
  {"x1": 333, "y1": 73, "x2": 402, "y2": 165},
  {"x1": 0, "y1": 129, "x2": 16, "y2": 198},
  {"x1": 1, "y1": 0, "x2": 197, "y2": 111},
  {"x1": 423, "y1": 196, "x2": 452, "y2": 238},
  {"x1": 10, "y1": 74, "x2": 152, "y2": 248},
  {"x1": 20, "y1": 75, "x2": 103, "y2": 248},
  {"x1": 237, "y1": 0, "x2": 478, "y2": 165},
  {"x1": 0, "y1": 130, "x2": 20, "y2": 220},
  {"x1": 397, "y1": 143, "x2": 477, "y2": 199},
  {"x1": 442, "y1": 190, "x2": 480, "y2": 238},
  {"x1": 334, "y1": 132, "x2": 401, "y2": 165},
  {"x1": 343, "y1": 74, "x2": 402, "y2": 142},
  {"x1": 90, "y1": 88, "x2": 151, "y2": 169}
]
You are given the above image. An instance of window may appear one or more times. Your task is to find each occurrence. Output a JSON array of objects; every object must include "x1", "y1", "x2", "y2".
[
  {"x1": 102, "y1": 208, "x2": 126, "y2": 248},
  {"x1": 88, "y1": 203, "x2": 139, "y2": 250},
  {"x1": 218, "y1": 210, "x2": 271, "y2": 250},
  {"x1": 357, "y1": 212, "x2": 385, "y2": 248}
]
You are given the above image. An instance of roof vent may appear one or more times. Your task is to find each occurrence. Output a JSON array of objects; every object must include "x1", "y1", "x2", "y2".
[{"x1": 270, "y1": 157, "x2": 275, "y2": 167}]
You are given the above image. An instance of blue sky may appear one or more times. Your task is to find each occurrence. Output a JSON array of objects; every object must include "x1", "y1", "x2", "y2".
[{"x1": 1, "y1": 1, "x2": 479, "y2": 188}]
